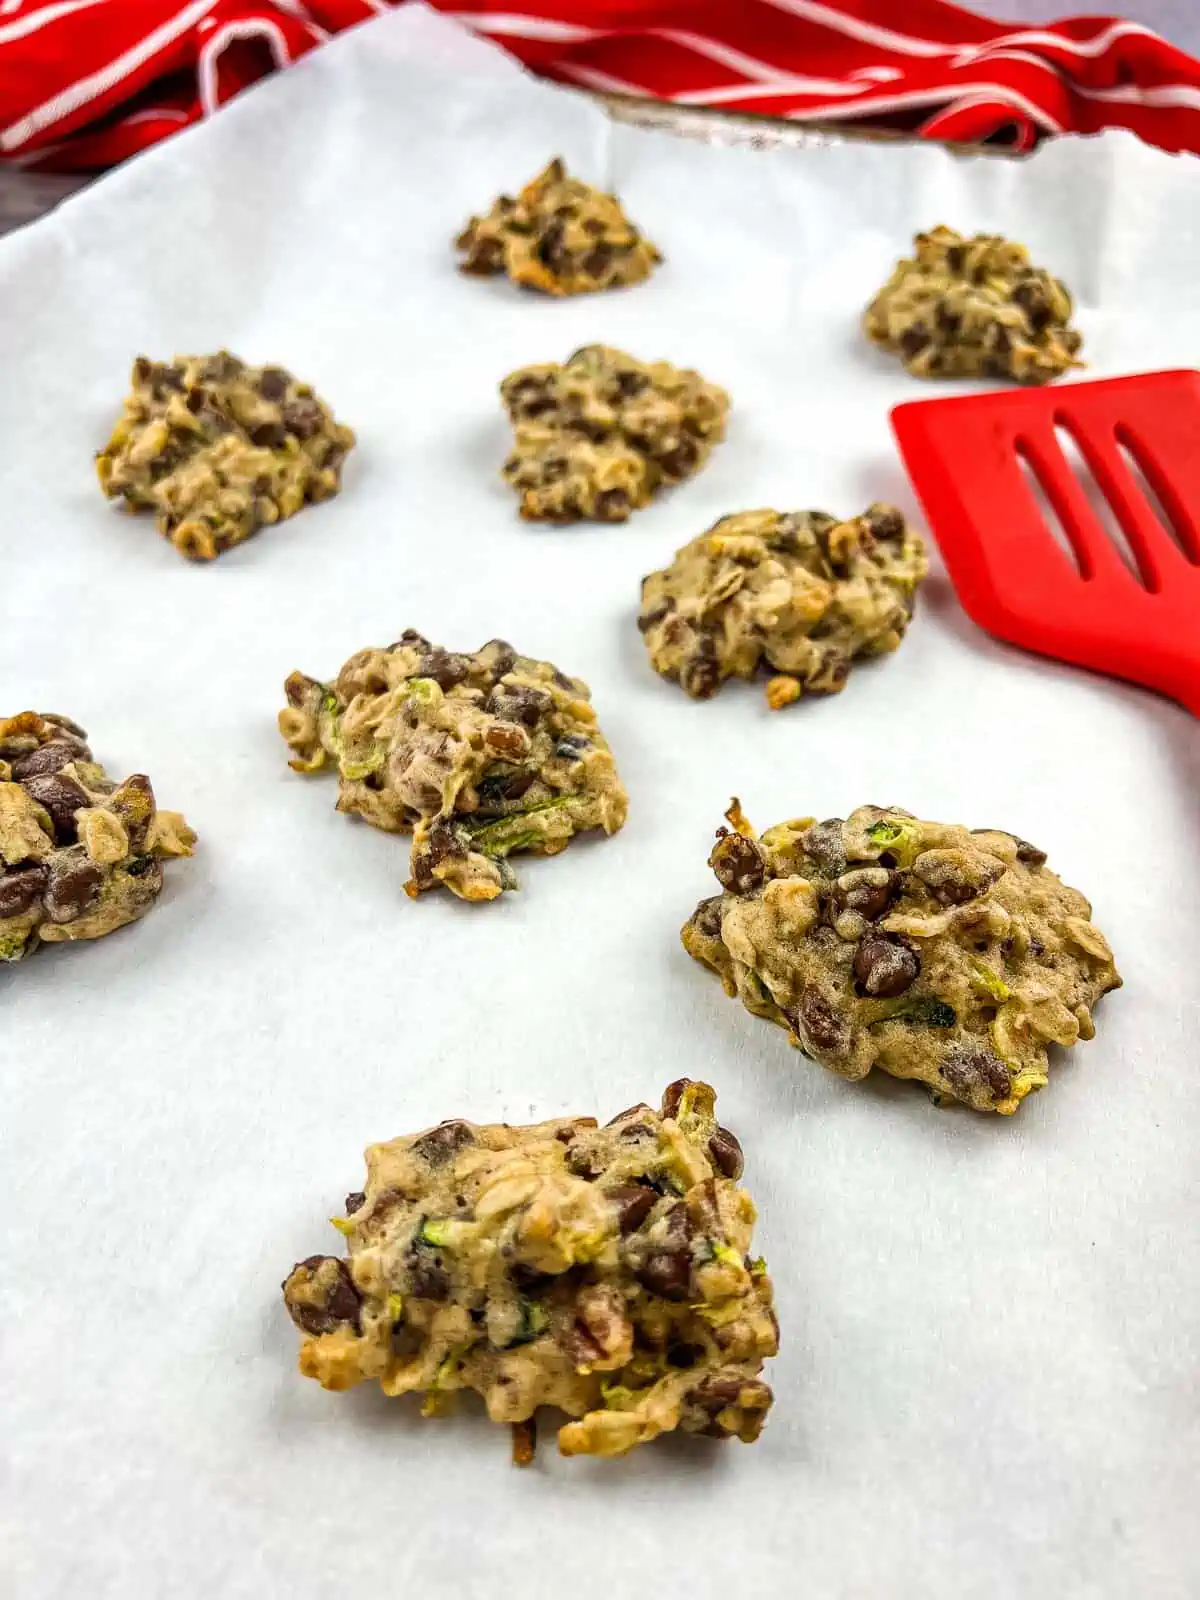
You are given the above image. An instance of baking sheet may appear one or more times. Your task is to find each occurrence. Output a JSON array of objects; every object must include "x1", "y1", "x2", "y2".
[{"x1": 2, "y1": 8, "x2": 1198, "y2": 1597}]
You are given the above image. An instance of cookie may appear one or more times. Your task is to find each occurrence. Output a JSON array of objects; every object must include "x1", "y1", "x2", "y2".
[
  {"x1": 279, "y1": 633, "x2": 628, "y2": 902},
  {"x1": 282, "y1": 1079, "x2": 777, "y2": 1463},
  {"x1": 0, "y1": 712, "x2": 195, "y2": 962},
  {"x1": 864, "y1": 226, "x2": 1083, "y2": 384},
  {"x1": 639, "y1": 505, "x2": 928, "y2": 706},
  {"x1": 682, "y1": 802, "x2": 1120, "y2": 1114},
  {"x1": 96, "y1": 352, "x2": 355, "y2": 561},
  {"x1": 456, "y1": 157, "x2": 661, "y2": 296},
  {"x1": 501, "y1": 345, "x2": 729, "y2": 523}
]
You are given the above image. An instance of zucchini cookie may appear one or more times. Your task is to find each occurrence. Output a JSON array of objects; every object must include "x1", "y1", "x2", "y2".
[
  {"x1": 0, "y1": 712, "x2": 195, "y2": 963},
  {"x1": 279, "y1": 633, "x2": 627, "y2": 902},
  {"x1": 501, "y1": 344, "x2": 729, "y2": 523},
  {"x1": 864, "y1": 226, "x2": 1083, "y2": 384},
  {"x1": 682, "y1": 802, "x2": 1120, "y2": 1114},
  {"x1": 282, "y1": 1079, "x2": 777, "y2": 1464},
  {"x1": 639, "y1": 505, "x2": 928, "y2": 707},
  {"x1": 96, "y1": 352, "x2": 355, "y2": 561},
  {"x1": 456, "y1": 157, "x2": 661, "y2": 295}
]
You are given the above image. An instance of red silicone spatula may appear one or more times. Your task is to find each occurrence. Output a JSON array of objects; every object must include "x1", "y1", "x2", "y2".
[{"x1": 890, "y1": 370, "x2": 1200, "y2": 717}]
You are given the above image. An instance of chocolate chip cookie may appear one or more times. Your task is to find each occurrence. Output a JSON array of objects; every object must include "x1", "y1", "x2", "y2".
[
  {"x1": 501, "y1": 345, "x2": 729, "y2": 523},
  {"x1": 864, "y1": 226, "x2": 1083, "y2": 384},
  {"x1": 456, "y1": 157, "x2": 661, "y2": 296},
  {"x1": 682, "y1": 802, "x2": 1120, "y2": 1114},
  {"x1": 279, "y1": 633, "x2": 627, "y2": 902},
  {"x1": 282, "y1": 1079, "x2": 777, "y2": 1464},
  {"x1": 639, "y1": 505, "x2": 928, "y2": 707},
  {"x1": 0, "y1": 712, "x2": 195, "y2": 962},
  {"x1": 96, "y1": 352, "x2": 355, "y2": 561}
]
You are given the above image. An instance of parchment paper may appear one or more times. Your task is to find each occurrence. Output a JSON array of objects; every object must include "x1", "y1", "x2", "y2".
[{"x1": 2, "y1": 9, "x2": 1198, "y2": 1597}]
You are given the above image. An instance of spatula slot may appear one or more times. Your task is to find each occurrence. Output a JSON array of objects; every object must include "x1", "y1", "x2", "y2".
[
  {"x1": 1013, "y1": 433, "x2": 1094, "y2": 581},
  {"x1": 1114, "y1": 424, "x2": 1200, "y2": 569},
  {"x1": 1051, "y1": 419, "x2": 1156, "y2": 591}
]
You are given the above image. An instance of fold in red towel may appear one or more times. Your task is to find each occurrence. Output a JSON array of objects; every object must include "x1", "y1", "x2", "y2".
[{"x1": 3, "y1": 0, "x2": 1199, "y2": 170}]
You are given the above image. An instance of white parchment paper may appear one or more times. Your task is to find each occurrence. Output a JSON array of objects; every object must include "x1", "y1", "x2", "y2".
[{"x1": 2, "y1": 9, "x2": 1198, "y2": 1597}]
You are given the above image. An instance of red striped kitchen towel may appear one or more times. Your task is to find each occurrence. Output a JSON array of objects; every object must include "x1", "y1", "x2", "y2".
[{"x1": 3, "y1": 0, "x2": 1200, "y2": 170}]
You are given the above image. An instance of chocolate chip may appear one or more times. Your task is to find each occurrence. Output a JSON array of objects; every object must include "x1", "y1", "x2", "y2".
[
  {"x1": 617, "y1": 1122, "x2": 655, "y2": 1143},
  {"x1": 108, "y1": 773, "x2": 155, "y2": 851},
  {"x1": 867, "y1": 506, "x2": 905, "y2": 542},
  {"x1": 250, "y1": 421, "x2": 286, "y2": 449},
  {"x1": 810, "y1": 652, "x2": 850, "y2": 694},
  {"x1": 686, "y1": 1374, "x2": 773, "y2": 1436},
  {"x1": 504, "y1": 378, "x2": 556, "y2": 418},
  {"x1": 663, "y1": 1200, "x2": 693, "y2": 1244},
  {"x1": 584, "y1": 243, "x2": 614, "y2": 276},
  {"x1": 481, "y1": 640, "x2": 518, "y2": 680},
  {"x1": 322, "y1": 1262, "x2": 362, "y2": 1324},
  {"x1": 680, "y1": 653, "x2": 720, "y2": 700},
  {"x1": 606, "y1": 1184, "x2": 656, "y2": 1234},
  {"x1": 416, "y1": 650, "x2": 471, "y2": 691},
  {"x1": 941, "y1": 1042, "x2": 1012, "y2": 1102},
  {"x1": 655, "y1": 438, "x2": 698, "y2": 479},
  {"x1": 10, "y1": 742, "x2": 82, "y2": 781},
  {"x1": 913, "y1": 850, "x2": 1005, "y2": 907},
  {"x1": 836, "y1": 869, "x2": 898, "y2": 921},
  {"x1": 281, "y1": 399, "x2": 323, "y2": 439},
  {"x1": 660, "y1": 1079, "x2": 694, "y2": 1120},
  {"x1": 900, "y1": 323, "x2": 931, "y2": 357},
  {"x1": 637, "y1": 602, "x2": 671, "y2": 634},
  {"x1": 936, "y1": 304, "x2": 962, "y2": 336},
  {"x1": 1015, "y1": 838, "x2": 1047, "y2": 866},
  {"x1": 412, "y1": 1120, "x2": 475, "y2": 1163},
  {"x1": 536, "y1": 219, "x2": 567, "y2": 268},
  {"x1": 615, "y1": 369, "x2": 649, "y2": 399},
  {"x1": 413, "y1": 820, "x2": 466, "y2": 886},
  {"x1": 20, "y1": 773, "x2": 89, "y2": 843},
  {"x1": 790, "y1": 989, "x2": 850, "y2": 1057},
  {"x1": 1012, "y1": 279, "x2": 1052, "y2": 331},
  {"x1": 44, "y1": 850, "x2": 102, "y2": 922},
  {"x1": 710, "y1": 831, "x2": 765, "y2": 896},
  {"x1": 565, "y1": 1145, "x2": 603, "y2": 1179},
  {"x1": 343, "y1": 1191, "x2": 367, "y2": 1215},
  {"x1": 593, "y1": 488, "x2": 630, "y2": 520},
  {"x1": 803, "y1": 819, "x2": 847, "y2": 878},
  {"x1": 258, "y1": 367, "x2": 290, "y2": 401},
  {"x1": 285, "y1": 1256, "x2": 362, "y2": 1335},
  {"x1": 406, "y1": 1247, "x2": 451, "y2": 1302},
  {"x1": 688, "y1": 1374, "x2": 746, "y2": 1416},
  {"x1": 708, "y1": 1126, "x2": 744, "y2": 1180},
  {"x1": 462, "y1": 234, "x2": 505, "y2": 275},
  {"x1": 484, "y1": 685, "x2": 551, "y2": 727},
  {"x1": 605, "y1": 1102, "x2": 654, "y2": 1127},
  {"x1": 853, "y1": 933, "x2": 920, "y2": 998},
  {"x1": 691, "y1": 895, "x2": 724, "y2": 940},
  {"x1": 0, "y1": 863, "x2": 48, "y2": 917},
  {"x1": 553, "y1": 734, "x2": 590, "y2": 761},
  {"x1": 477, "y1": 768, "x2": 534, "y2": 805},
  {"x1": 636, "y1": 1248, "x2": 691, "y2": 1301}
]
